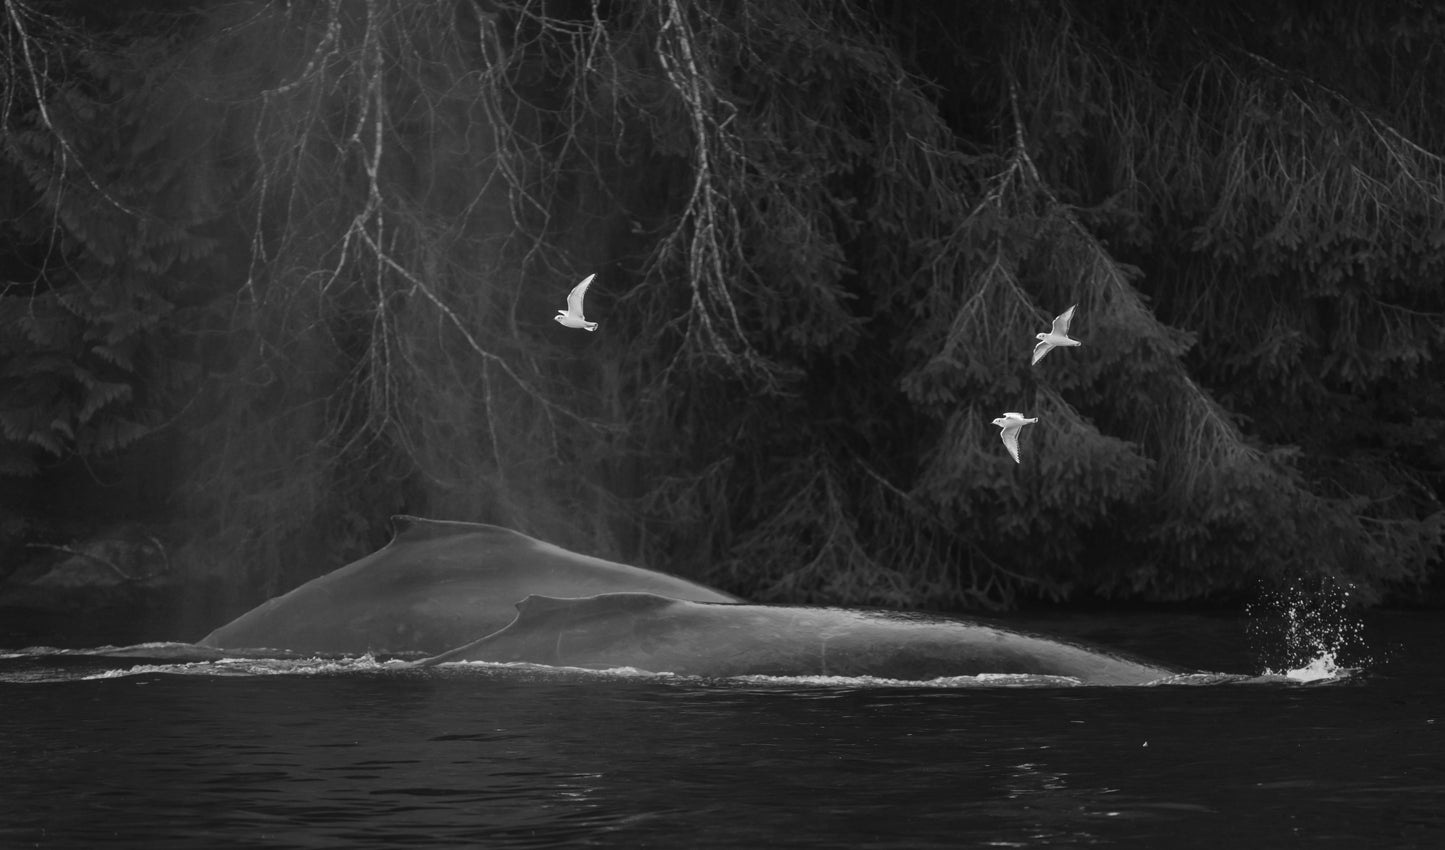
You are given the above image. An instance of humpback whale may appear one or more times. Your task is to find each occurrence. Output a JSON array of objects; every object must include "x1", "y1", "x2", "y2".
[{"x1": 199, "y1": 518, "x2": 738, "y2": 655}]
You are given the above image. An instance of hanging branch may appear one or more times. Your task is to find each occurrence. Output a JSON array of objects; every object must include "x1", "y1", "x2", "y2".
[
  {"x1": 651, "y1": 0, "x2": 786, "y2": 388},
  {"x1": 2, "y1": 0, "x2": 136, "y2": 215}
]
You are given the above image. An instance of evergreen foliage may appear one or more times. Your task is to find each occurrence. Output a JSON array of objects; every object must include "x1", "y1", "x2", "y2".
[
  {"x1": 4, "y1": 0, "x2": 1443, "y2": 608},
  {"x1": 1, "y1": 2, "x2": 214, "y2": 499}
]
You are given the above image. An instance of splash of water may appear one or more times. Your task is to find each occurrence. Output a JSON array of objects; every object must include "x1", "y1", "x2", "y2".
[
  {"x1": 1282, "y1": 652, "x2": 1346, "y2": 683},
  {"x1": 1246, "y1": 578, "x2": 1371, "y2": 680}
]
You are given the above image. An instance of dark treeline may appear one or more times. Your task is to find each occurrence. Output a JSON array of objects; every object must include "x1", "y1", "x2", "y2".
[{"x1": 2, "y1": 0, "x2": 1443, "y2": 623}]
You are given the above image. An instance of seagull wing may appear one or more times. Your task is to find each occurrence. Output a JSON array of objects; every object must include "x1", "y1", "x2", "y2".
[
  {"x1": 1031, "y1": 339, "x2": 1053, "y2": 365},
  {"x1": 566, "y1": 274, "x2": 596, "y2": 317},
  {"x1": 999, "y1": 425, "x2": 1021, "y2": 463},
  {"x1": 1051, "y1": 304, "x2": 1076, "y2": 336}
]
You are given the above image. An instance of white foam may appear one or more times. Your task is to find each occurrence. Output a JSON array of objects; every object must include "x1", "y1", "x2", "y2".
[
  {"x1": 433, "y1": 663, "x2": 1093, "y2": 688},
  {"x1": 74, "y1": 655, "x2": 409, "y2": 680},
  {"x1": 1273, "y1": 652, "x2": 1357, "y2": 683}
]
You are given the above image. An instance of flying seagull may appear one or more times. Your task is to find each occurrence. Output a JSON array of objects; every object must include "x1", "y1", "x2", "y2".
[
  {"x1": 1032, "y1": 304, "x2": 1080, "y2": 365},
  {"x1": 991, "y1": 411, "x2": 1038, "y2": 464},
  {"x1": 555, "y1": 274, "x2": 598, "y2": 331}
]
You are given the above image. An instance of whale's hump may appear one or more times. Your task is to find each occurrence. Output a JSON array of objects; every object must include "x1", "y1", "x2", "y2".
[{"x1": 387, "y1": 516, "x2": 535, "y2": 546}]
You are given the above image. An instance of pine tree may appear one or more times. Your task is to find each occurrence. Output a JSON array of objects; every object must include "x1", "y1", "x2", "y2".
[{"x1": 4, "y1": 0, "x2": 1441, "y2": 608}]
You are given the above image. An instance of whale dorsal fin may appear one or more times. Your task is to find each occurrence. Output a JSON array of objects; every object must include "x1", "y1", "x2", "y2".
[
  {"x1": 388, "y1": 515, "x2": 533, "y2": 545},
  {"x1": 515, "y1": 594, "x2": 580, "y2": 614},
  {"x1": 514, "y1": 592, "x2": 680, "y2": 618}
]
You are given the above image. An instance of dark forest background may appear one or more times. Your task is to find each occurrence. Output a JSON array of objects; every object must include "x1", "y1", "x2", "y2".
[{"x1": 3, "y1": 0, "x2": 1445, "y2": 639}]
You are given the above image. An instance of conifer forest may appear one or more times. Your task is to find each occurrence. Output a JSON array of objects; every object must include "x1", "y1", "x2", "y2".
[{"x1": 3, "y1": 0, "x2": 1444, "y2": 633}]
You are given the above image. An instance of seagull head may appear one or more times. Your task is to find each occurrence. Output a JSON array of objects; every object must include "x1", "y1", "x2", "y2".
[{"x1": 1035, "y1": 331, "x2": 1049, "y2": 341}]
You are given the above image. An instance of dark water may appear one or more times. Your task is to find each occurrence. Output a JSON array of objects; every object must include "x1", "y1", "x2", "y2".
[{"x1": 2, "y1": 612, "x2": 1442, "y2": 849}]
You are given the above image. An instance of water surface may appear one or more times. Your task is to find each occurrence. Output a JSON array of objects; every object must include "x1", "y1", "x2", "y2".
[{"x1": 2, "y1": 612, "x2": 1440, "y2": 849}]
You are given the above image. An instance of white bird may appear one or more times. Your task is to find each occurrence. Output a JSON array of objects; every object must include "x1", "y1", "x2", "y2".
[
  {"x1": 991, "y1": 412, "x2": 1038, "y2": 464},
  {"x1": 1032, "y1": 304, "x2": 1080, "y2": 365},
  {"x1": 555, "y1": 274, "x2": 598, "y2": 331}
]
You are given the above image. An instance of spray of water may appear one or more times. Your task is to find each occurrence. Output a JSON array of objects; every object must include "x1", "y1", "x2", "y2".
[{"x1": 1245, "y1": 577, "x2": 1372, "y2": 682}]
